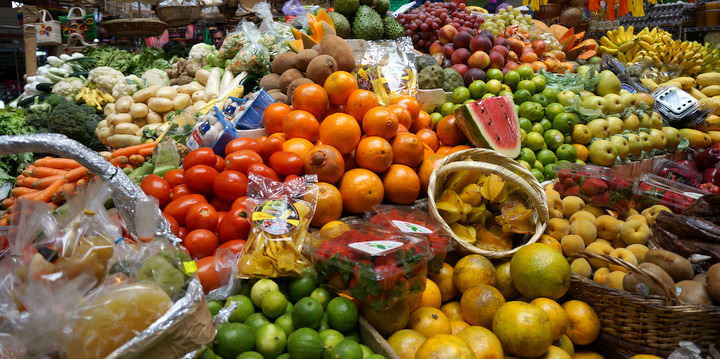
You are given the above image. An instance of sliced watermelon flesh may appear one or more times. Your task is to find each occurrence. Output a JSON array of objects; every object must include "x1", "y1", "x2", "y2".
[{"x1": 456, "y1": 96, "x2": 521, "y2": 158}]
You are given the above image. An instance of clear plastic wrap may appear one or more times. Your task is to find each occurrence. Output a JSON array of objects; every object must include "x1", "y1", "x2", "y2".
[
  {"x1": 634, "y1": 174, "x2": 709, "y2": 214},
  {"x1": 227, "y1": 21, "x2": 271, "y2": 76},
  {"x1": 157, "y1": 0, "x2": 200, "y2": 6},
  {"x1": 356, "y1": 38, "x2": 417, "y2": 105},
  {"x1": 254, "y1": 2, "x2": 293, "y2": 57},
  {"x1": 218, "y1": 31, "x2": 249, "y2": 60}
]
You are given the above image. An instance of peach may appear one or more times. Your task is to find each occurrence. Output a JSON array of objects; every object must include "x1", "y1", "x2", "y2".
[
  {"x1": 467, "y1": 51, "x2": 490, "y2": 69},
  {"x1": 439, "y1": 24, "x2": 458, "y2": 45}
]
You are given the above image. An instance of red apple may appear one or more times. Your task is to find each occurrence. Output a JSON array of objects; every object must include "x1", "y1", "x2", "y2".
[
  {"x1": 451, "y1": 48, "x2": 471, "y2": 65},
  {"x1": 469, "y1": 35, "x2": 493, "y2": 53},
  {"x1": 505, "y1": 60, "x2": 520, "y2": 70},
  {"x1": 438, "y1": 25, "x2": 458, "y2": 45},
  {"x1": 489, "y1": 51, "x2": 505, "y2": 68},
  {"x1": 467, "y1": 51, "x2": 490, "y2": 69},
  {"x1": 507, "y1": 38, "x2": 524, "y2": 56},
  {"x1": 493, "y1": 37, "x2": 509, "y2": 47},
  {"x1": 451, "y1": 63, "x2": 469, "y2": 76},
  {"x1": 532, "y1": 40, "x2": 547, "y2": 55}
]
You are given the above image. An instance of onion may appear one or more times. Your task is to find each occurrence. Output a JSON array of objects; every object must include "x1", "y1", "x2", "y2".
[{"x1": 559, "y1": 7, "x2": 582, "y2": 27}]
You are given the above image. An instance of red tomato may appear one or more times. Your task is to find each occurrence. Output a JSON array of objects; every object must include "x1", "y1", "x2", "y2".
[
  {"x1": 177, "y1": 227, "x2": 188, "y2": 239},
  {"x1": 185, "y1": 165, "x2": 218, "y2": 194},
  {"x1": 183, "y1": 148, "x2": 217, "y2": 170},
  {"x1": 269, "y1": 151, "x2": 304, "y2": 176},
  {"x1": 183, "y1": 229, "x2": 219, "y2": 258},
  {"x1": 140, "y1": 175, "x2": 171, "y2": 207},
  {"x1": 164, "y1": 194, "x2": 207, "y2": 226},
  {"x1": 231, "y1": 196, "x2": 252, "y2": 212},
  {"x1": 164, "y1": 214, "x2": 180, "y2": 236},
  {"x1": 284, "y1": 175, "x2": 300, "y2": 183},
  {"x1": 215, "y1": 155, "x2": 225, "y2": 172},
  {"x1": 213, "y1": 170, "x2": 248, "y2": 201},
  {"x1": 164, "y1": 169, "x2": 185, "y2": 187},
  {"x1": 260, "y1": 136, "x2": 284, "y2": 161},
  {"x1": 185, "y1": 203, "x2": 218, "y2": 231},
  {"x1": 210, "y1": 197, "x2": 232, "y2": 212},
  {"x1": 247, "y1": 163, "x2": 280, "y2": 181},
  {"x1": 225, "y1": 150, "x2": 263, "y2": 174},
  {"x1": 217, "y1": 211, "x2": 227, "y2": 227},
  {"x1": 172, "y1": 184, "x2": 193, "y2": 199},
  {"x1": 218, "y1": 239, "x2": 246, "y2": 254},
  {"x1": 225, "y1": 137, "x2": 260, "y2": 155},
  {"x1": 196, "y1": 256, "x2": 220, "y2": 293},
  {"x1": 216, "y1": 209, "x2": 251, "y2": 242}
]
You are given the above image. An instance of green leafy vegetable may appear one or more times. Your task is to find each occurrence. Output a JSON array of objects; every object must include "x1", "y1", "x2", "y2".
[
  {"x1": 27, "y1": 94, "x2": 105, "y2": 151},
  {"x1": 0, "y1": 109, "x2": 36, "y2": 186}
]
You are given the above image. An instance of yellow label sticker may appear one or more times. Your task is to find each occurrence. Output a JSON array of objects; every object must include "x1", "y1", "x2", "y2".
[{"x1": 183, "y1": 261, "x2": 198, "y2": 274}]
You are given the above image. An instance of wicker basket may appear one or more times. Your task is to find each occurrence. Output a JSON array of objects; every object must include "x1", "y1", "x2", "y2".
[
  {"x1": 156, "y1": 5, "x2": 203, "y2": 27},
  {"x1": 427, "y1": 149, "x2": 549, "y2": 259},
  {"x1": 102, "y1": 18, "x2": 168, "y2": 37},
  {"x1": 568, "y1": 251, "x2": 720, "y2": 356},
  {"x1": 535, "y1": 3, "x2": 563, "y2": 19}
]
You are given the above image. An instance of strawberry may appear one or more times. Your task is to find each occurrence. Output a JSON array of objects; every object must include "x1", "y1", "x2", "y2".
[
  {"x1": 580, "y1": 178, "x2": 608, "y2": 196},
  {"x1": 564, "y1": 185, "x2": 581, "y2": 196},
  {"x1": 608, "y1": 177, "x2": 631, "y2": 190},
  {"x1": 553, "y1": 182, "x2": 566, "y2": 194},
  {"x1": 591, "y1": 192, "x2": 611, "y2": 205}
]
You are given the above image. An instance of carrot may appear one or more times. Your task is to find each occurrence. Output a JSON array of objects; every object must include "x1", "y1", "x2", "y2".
[
  {"x1": 16, "y1": 177, "x2": 38, "y2": 187},
  {"x1": 111, "y1": 142, "x2": 156, "y2": 158},
  {"x1": 2, "y1": 197, "x2": 15, "y2": 209},
  {"x1": 59, "y1": 182, "x2": 76, "y2": 195},
  {"x1": 31, "y1": 175, "x2": 65, "y2": 190},
  {"x1": 76, "y1": 178, "x2": 88, "y2": 187},
  {"x1": 129, "y1": 154, "x2": 145, "y2": 166},
  {"x1": 110, "y1": 156, "x2": 128, "y2": 167},
  {"x1": 0, "y1": 217, "x2": 8, "y2": 226},
  {"x1": 34, "y1": 158, "x2": 81, "y2": 170},
  {"x1": 20, "y1": 179, "x2": 64, "y2": 202},
  {"x1": 11, "y1": 187, "x2": 37, "y2": 197},
  {"x1": 26, "y1": 167, "x2": 67, "y2": 178},
  {"x1": 138, "y1": 147, "x2": 155, "y2": 156},
  {"x1": 64, "y1": 167, "x2": 88, "y2": 182}
]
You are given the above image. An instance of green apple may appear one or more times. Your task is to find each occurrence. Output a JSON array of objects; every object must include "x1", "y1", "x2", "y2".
[
  {"x1": 544, "y1": 129, "x2": 564, "y2": 150},
  {"x1": 482, "y1": 93, "x2": 495, "y2": 99},
  {"x1": 586, "y1": 118, "x2": 610, "y2": 139},
  {"x1": 539, "y1": 118, "x2": 552, "y2": 131},
  {"x1": 504, "y1": 71, "x2": 521, "y2": 89},
  {"x1": 545, "y1": 103, "x2": 565, "y2": 121},
  {"x1": 581, "y1": 95, "x2": 604, "y2": 111},
  {"x1": 588, "y1": 139, "x2": 618, "y2": 166},
  {"x1": 571, "y1": 124, "x2": 593, "y2": 145},
  {"x1": 440, "y1": 102, "x2": 455, "y2": 116},
  {"x1": 451, "y1": 87, "x2": 471, "y2": 104},
  {"x1": 543, "y1": 163, "x2": 559, "y2": 180},
  {"x1": 610, "y1": 135, "x2": 630, "y2": 160},
  {"x1": 648, "y1": 128, "x2": 667, "y2": 150},
  {"x1": 486, "y1": 79, "x2": 503, "y2": 95},
  {"x1": 542, "y1": 87, "x2": 559, "y2": 103},
  {"x1": 557, "y1": 91, "x2": 579, "y2": 106},
  {"x1": 662, "y1": 126, "x2": 681, "y2": 148},
  {"x1": 638, "y1": 131, "x2": 654, "y2": 153},
  {"x1": 623, "y1": 114, "x2": 640, "y2": 131},
  {"x1": 606, "y1": 116, "x2": 624, "y2": 136},
  {"x1": 626, "y1": 133, "x2": 643, "y2": 156},
  {"x1": 619, "y1": 91, "x2": 638, "y2": 108},
  {"x1": 602, "y1": 94, "x2": 625, "y2": 115},
  {"x1": 526, "y1": 132, "x2": 545, "y2": 151},
  {"x1": 499, "y1": 90, "x2": 514, "y2": 98}
]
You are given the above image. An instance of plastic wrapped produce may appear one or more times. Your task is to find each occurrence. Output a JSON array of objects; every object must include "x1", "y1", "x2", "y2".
[{"x1": 227, "y1": 21, "x2": 271, "y2": 75}]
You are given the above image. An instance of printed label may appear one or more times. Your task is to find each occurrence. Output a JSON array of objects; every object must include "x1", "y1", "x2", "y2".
[
  {"x1": 252, "y1": 199, "x2": 300, "y2": 236},
  {"x1": 349, "y1": 240, "x2": 403, "y2": 255},
  {"x1": 391, "y1": 220, "x2": 432, "y2": 234},
  {"x1": 621, "y1": 83, "x2": 636, "y2": 93},
  {"x1": 183, "y1": 261, "x2": 198, "y2": 274}
]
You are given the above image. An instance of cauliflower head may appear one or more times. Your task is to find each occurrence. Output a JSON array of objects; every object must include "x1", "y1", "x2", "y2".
[
  {"x1": 189, "y1": 43, "x2": 216, "y2": 63},
  {"x1": 142, "y1": 69, "x2": 169, "y2": 87},
  {"x1": 88, "y1": 66, "x2": 125, "y2": 93},
  {"x1": 52, "y1": 77, "x2": 85, "y2": 100},
  {"x1": 112, "y1": 81, "x2": 137, "y2": 99}
]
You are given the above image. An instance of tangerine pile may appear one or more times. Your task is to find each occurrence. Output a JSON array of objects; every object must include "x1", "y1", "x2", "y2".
[{"x1": 261, "y1": 71, "x2": 471, "y2": 225}]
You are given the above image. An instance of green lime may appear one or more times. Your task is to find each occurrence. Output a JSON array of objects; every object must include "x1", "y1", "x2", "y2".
[
  {"x1": 518, "y1": 117, "x2": 532, "y2": 133},
  {"x1": 289, "y1": 275, "x2": 317, "y2": 303},
  {"x1": 255, "y1": 323, "x2": 286, "y2": 359},
  {"x1": 520, "y1": 129, "x2": 527, "y2": 146},
  {"x1": 288, "y1": 328, "x2": 324, "y2": 359},
  {"x1": 504, "y1": 70, "x2": 521, "y2": 89},
  {"x1": 552, "y1": 114, "x2": 574, "y2": 134},
  {"x1": 542, "y1": 87, "x2": 559, "y2": 103},
  {"x1": 320, "y1": 329, "x2": 345, "y2": 359},
  {"x1": 537, "y1": 149, "x2": 558, "y2": 166},
  {"x1": 526, "y1": 132, "x2": 545, "y2": 151},
  {"x1": 275, "y1": 313, "x2": 294, "y2": 336},
  {"x1": 531, "y1": 168, "x2": 545, "y2": 182},
  {"x1": 251, "y1": 279, "x2": 280, "y2": 307},
  {"x1": 200, "y1": 348, "x2": 219, "y2": 359},
  {"x1": 499, "y1": 90, "x2": 514, "y2": 98},
  {"x1": 564, "y1": 135, "x2": 572, "y2": 144},
  {"x1": 575, "y1": 159, "x2": 586, "y2": 165},
  {"x1": 544, "y1": 129, "x2": 564, "y2": 150},
  {"x1": 486, "y1": 68, "x2": 504, "y2": 82},
  {"x1": 481, "y1": 93, "x2": 495, "y2": 99},
  {"x1": 517, "y1": 80, "x2": 536, "y2": 94},
  {"x1": 236, "y1": 352, "x2": 264, "y2": 359},
  {"x1": 360, "y1": 344, "x2": 373, "y2": 359},
  {"x1": 556, "y1": 144, "x2": 578, "y2": 162},
  {"x1": 262, "y1": 291, "x2": 288, "y2": 319},
  {"x1": 207, "y1": 300, "x2": 223, "y2": 316},
  {"x1": 440, "y1": 102, "x2": 455, "y2": 116},
  {"x1": 451, "y1": 87, "x2": 471, "y2": 104},
  {"x1": 226, "y1": 295, "x2": 255, "y2": 323},
  {"x1": 539, "y1": 118, "x2": 552, "y2": 132},
  {"x1": 214, "y1": 323, "x2": 255, "y2": 359},
  {"x1": 517, "y1": 64, "x2": 534, "y2": 80},
  {"x1": 310, "y1": 288, "x2": 331, "y2": 308},
  {"x1": 345, "y1": 332, "x2": 360, "y2": 342},
  {"x1": 319, "y1": 312, "x2": 330, "y2": 332},
  {"x1": 544, "y1": 103, "x2": 565, "y2": 121},
  {"x1": 518, "y1": 147, "x2": 537, "y2": 164},
  {"x1": 463, "y1": 99, "x2": 475, "y2": 105},
  {"x1": 518, "y1": 101, "x2": 544, "y2": 121},
  {"x1": 331, "y1": 339, "x2": 363, "y2": 359},
  {"x1": 534, "y1": 160, "x2": 544, "y2": 170},
  {"x1": 293, "y1": 297, "x2": 324, "y2": 329},
  {"x1": 543, "y1": 163, "x2": 560, "y2": 180},
  {"x1": 430, "y1": 112, "x2": 443, "y2": 125},
  {"x1": 469, "y1": 80, "x2": 487, "y2": 98},
  {"x1": 326, "y1": 297, "x2": 358, "y2": 333},
  {"x1": 513, "y1": 88, "x2": 532, "y2": 105},
  {"x1": 452, "y1": 104, "x2": 463, "y2": 113},
  {"x1": 532, "y1": 75, "x2": 547, "y2": 92},
  {"x1": 366, "y1": 355, "x2": 386, "y2": 359},
  {"x1": 277, "y1": 354, "x2": 290, "y2": 359},
  {"x1": 530, "y1": 94, "x2": 548, "y2": 107},
  {"x1": 245, "y1": 313, "x2": 271, "y2": 331},
  {"x1": 286, "y1": 301, "x2": 294, "y2": 313},
  {"x1": 517, "y1": 159, "x2": 532, "y2": 171},
  {"x1": 531, "y1": 122, "x2": 545, "y2": 134},
  {"x1": 486, "y1": 79, "x2": 503, "y2": 94}
]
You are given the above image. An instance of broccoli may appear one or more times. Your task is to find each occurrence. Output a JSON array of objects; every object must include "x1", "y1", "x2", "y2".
[{"x1": 28, "y1": 95, "x2": 105, "y2": 151}]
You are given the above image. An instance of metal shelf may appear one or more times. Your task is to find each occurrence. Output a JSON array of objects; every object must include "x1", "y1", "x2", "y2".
[{"x1": 684, "y1": 26, "x2": 720, "y2": 32}]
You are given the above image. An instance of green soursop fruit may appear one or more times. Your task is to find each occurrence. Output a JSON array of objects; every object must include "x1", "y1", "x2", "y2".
[
  {"x1": 352, "y1": 5, "x2": 384, "y2": 40},
  {"x1": 415, "y1": 54, "x2": 438, "y2": 71},
  {"x1": 360, "y1": 0, "x2": 374, "y2": 6},
  {"x1": 418, "y1": 65, "x2": 445, "y2": 90},
  {"x1": 335, "y1": 0, "x2": 359, "y2": 17},
  {"x1": 382, "y1": 16, "x2": 404, "y2": 39},
  {"x1": 374, "y1": 0, "x2": 390, "y2": 15},
  {"x1": 443, "y1": 68, "x2": 464, "y2": 92},
  {"x1": 328, "y1": 12, "x2": 351, "y2": 38}
]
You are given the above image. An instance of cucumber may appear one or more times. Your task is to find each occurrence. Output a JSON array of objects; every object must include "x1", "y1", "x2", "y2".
[{"x1": 36, "y1": 83, "x2": 54, "y2": 93}]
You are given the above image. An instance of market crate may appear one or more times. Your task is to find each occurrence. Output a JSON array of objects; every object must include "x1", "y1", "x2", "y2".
[{"x1": 359, "y1": 318, "x2": 401, "y2": 359}]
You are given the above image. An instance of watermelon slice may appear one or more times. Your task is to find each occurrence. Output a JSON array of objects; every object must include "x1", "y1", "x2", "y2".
[{"x1": 456, "y1": 96, "x2": 521, "y2": 158}]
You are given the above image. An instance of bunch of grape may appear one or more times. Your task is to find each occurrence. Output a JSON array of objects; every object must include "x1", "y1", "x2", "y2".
[
  {"x1": 396, "y1": 1, "x2": 484, "y2": 51},
  {"x1": 482, "y1": 6, "x2": 534, "y2": 35}
]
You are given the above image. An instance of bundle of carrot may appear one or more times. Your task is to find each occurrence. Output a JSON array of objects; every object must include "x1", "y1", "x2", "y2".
[
  {"x1": 0, "y1": 157, "x2": 91, "y2": 225},
  {"x1": 100, "y1": 141, "x2": 157, "y2": 170}
]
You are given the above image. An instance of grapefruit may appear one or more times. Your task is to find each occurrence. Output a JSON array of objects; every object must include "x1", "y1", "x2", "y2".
[
  {"x1": 510, "y1": 243, "x2": 570, "y2": 300},
  {"x1": 492, "y1": 301, "x2": 553, "y2": 358},
  {"x1": 387, "y1": 329, "x2": 426, "y2": 359},
  {"x1": 562, "y1": 300, "x2": 600, "y2": 345},
  {"x1": 459, "y1": 284, "x2": 505, "y2": 328},
  {"x1": 415, "y1": 334, "x2": 475, "y2": 359},
  {"x1": 408, "y1": 307, "x2": 451, "y2": 337},
  {"x1": 453, "y1": 254, "x2": 496, "y2": 293},
  {"x1": 456, "y1": 326, "x2": 504, "y2": 359}
]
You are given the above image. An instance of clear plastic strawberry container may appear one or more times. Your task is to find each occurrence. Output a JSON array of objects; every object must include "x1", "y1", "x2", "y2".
[
  {"x1": 307, "y1": 224, "x2": 432, "y2": 310},
  {"x1": 633, "y1": 173, "x2": 709, "y2": 213},
  {"x1": 553, "y1": 163, "x2": 635, "y2": 212}
]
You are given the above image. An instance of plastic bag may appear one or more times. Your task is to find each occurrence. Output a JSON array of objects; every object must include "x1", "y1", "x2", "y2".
[
  {"x1": 254, "y1": 2, "x2": 294, "y2": 56},
  {"x1": 218, "y1": 31, "x2": 249, "y2": 60},
  {"x1": 237, "y1": 174, "x2": 318, "y2": 278},
  {"x1": 356, "y1": 38, "x2": 417, "y2": 105},
  {"x1": 205, "y1": 246, "x2": 243, "y2": 300},
  {"x1": 282, "y1": 0, "x2": 304, "y2": 16},
  {"x1": 158, "y1": 0, "x2": 200, "y2": 7},
  {"x1": 227, "y1": 21, "x2": 271, "y2": 76}
]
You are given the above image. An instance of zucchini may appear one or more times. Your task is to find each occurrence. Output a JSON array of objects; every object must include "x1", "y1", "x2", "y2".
[{"x1": 36, "y1": 83, "x2": 54, "y2": 93}]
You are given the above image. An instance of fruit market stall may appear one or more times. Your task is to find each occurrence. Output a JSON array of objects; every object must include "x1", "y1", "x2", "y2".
[{"x1": 2, "y1": 0, "x2": 720, "y2": 358}]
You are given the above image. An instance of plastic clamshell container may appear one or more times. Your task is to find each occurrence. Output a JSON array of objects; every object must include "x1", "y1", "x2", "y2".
[
  {"x1": 633, "y1": 173, "x2": 709, "y2": 213},
  {"x1": 554, "y1": 163, "x2": 635, "y2": 213},
  {"x1": 653, "y1": 86, "x2": 701, "y2": 120},
  {"x1": 307, "y1": 224, "x2": 432, "y2": 310},
  {"x1": 652, "y1": 159, "x2": 702, "y2": 187}
]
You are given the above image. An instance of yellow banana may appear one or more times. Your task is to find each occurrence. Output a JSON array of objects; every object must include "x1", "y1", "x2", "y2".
[{"x1": 600, "y1": 46, "x2": 619, "y2": 55}]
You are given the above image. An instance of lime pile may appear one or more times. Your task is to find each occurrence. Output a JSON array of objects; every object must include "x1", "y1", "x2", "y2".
[{"x1": 203, "y1": 276, "x2": 387, "y2": 359}]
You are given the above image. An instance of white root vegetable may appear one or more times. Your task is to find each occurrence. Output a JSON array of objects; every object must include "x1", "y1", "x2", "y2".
[
  {"x1": 130, "y1": 103, "x2": 149, "y2": 119},
  {"x1": 113, "y1": 122, "x2": 141, "y2": 135},
  {"x1": 147, "y1": 97, "x2": 174, "y2": 113},
  {"x1": 179, "y1": 82, "x2": 204, "y2": 95},
  {"x1": 104, "y1": 103, "x2": 116, "y2": 116},
  {"x1": 195, "y1": 69, "x2": 210, "y2": 85},
  {"x1": 193, "y1": 101, "x2": 207, "y2": 112},
  {"x1": 114, "y1": 96, "x2": 133, "y2": 113},
  {"x1": 107, "y1": 134, "x2": 141, "y2": 148},
  {"x1": 173, "y1": 93, "x2": 192, "y2": 110},
  {"x1": 135, "y1": 119, "x2": 148, "y2": 129},
  {"x1": 219, "y1": 70, "x2": 234, "y2": 94},
  {"x1": 146, "y1": 111, "x2": 162, "y2": 124},
  {"x1": 108, "y1": 113, "x2": 133, "y2": 126},
  {"x1": 132, "y1": 86, "x2": 160, "y2": 103},
  {"x1": 205, "y1": 67, "x2": 222, "y2": 99},
  {"x1": 155, "y1": 86, "x2": 177, "y2": 100}
]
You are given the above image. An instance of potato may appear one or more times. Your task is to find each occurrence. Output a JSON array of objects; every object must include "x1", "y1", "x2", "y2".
[
  {"x1": 155, "y1": 86, "x2": 177, "y2": 100},
  {"x1": 192, "y1": 90, "x2": 206, "y2": 103},
  {"x1": 146, "y1": 111, "x2": 162, "y2": 124},
  {"x1": 195, "y1": 69, "x2": 210, "y2": 85},
  {"x1": 132, "y1": 86, "x2": 160, "y2": 103},
  {"x1": 193, "y1": 101, "x2": 207, "y2": 112},
  {"x1": 114, "y1": 96, "x2": 133, "y2": 113},
  {"x1": 107, "y1": 134, "x2": 141, "y2": 148},
  {"x1": 134, "y1": 119, "x2": 148, "y2": 129},
  {"x1": 129, "y1": 103, "x2": 149, "y2": 119},
  {"x1": 173, "y1": 93, "x2": 192, "y2": 110},
  {"x1": 103, "y1": 103, "x2": 116, "y2": 116},
  {"x1": 113, "y1": 122, "x2": 141, "y2": 135},
  {"x1": 178, "y1": 82, "x2": 204, "y2": 95},
  {"x1": 108, "y1": 113, "x2": 132, "y2": 126},
  {"x1": 147, "y1": 97, "x2": 174, "y2": 113},
  {"x1": 96, "y1": 125, "x2": 112, "y2": 140}
]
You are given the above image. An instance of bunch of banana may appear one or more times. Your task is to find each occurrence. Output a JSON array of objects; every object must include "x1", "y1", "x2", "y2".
[
  {"x1": 75, "y1": 85, "x2": 115, "y2": 111},
  {"x1": 599, "y1": 26, "x2": 640, "y2": 58}
]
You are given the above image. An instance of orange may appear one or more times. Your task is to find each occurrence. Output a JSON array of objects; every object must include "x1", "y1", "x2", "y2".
[
  {"x1": 262, "y1": 103, "x2": 291, "y2": 134},
  {"x1": 339, "y1": 168, "x2": 384, "y2": 213},
  {"x1": 531, "y1": 297, "x2": 568, "y2": 340},
  {"x1": 283, "y1": 110, "x2": 320, "y2": 142},
  {"x1": 456, "y1": 326, "x2": 504, "y2": 359},
  {"x1": 415, "y1": 334, "x2": 475, "y2": 359},
  {"x1": 282, "y1": 138, "x2": 314, "y2": 160},
  {"x1": 362, "y1": 107, "x2": 399, "y2": 139},
  {"x1": 269, "y1": 132, "x2": 287, "y2": 142},
  {"x1": 391, "y1": 132, "x2": 424, "y2": 167},
  {"x1": 492, "y1": 301, "x2": 553, "y2": 358},
  {"x1": 453, "y1": 254, "x2": 496, "y2": 293},
  {"x1": 423, "y1": 144, "x2": 435, "y2": 160},
  {"x1": 319, "y1": 113, "x2": 361, "y2": 155},
  {"x1": 418, "y1": 154, "x2": 444, "y2": 193},
  {"x1": 324, "y1": 71, "x2": 357, "y2": 105},
  {"x1": 572, "y1": 144, "x2": 589, "y2": 162},
  {"x1": 388, "y1": 104, "x2": 413, "y2": 129},
  {"x1": 292, "y1": 83, "x2": 329, "y2": 119},
  {"x1": 459, "y1": 284, "x2": 505, "y2": 327},
  {"x1": 436, "y1": 115, "x2": 466, "y2": 146},
  {"x1": 562, "y1": 300, "x2": 600, "y2": 345},
  {"x1": 304, "y1": 145, "x2": 345, "y2": 184},
  {"x1": 450, "y1": 320, "x2": 470, "y2": 335},
  {"x1": 418, "y1": 279, "x2": 442, "y2": 308},
  {"x1": 416, "y1": 129, "x2": 439, "y2": 151},
  {"x1": 408, "y1": 307, "x2": 451, "y2": 337},
  {"x1": 311, "y1": 182, "x2": 343, "y2": 227},
  {"x1": 450, "y1": 145, "x2": 472, "y2": 154},
  {"x1": 440, "y1": 301, "x2": 463, "y2": 322},
  {"x1": 411, "y1": 110, "x2": 433, "y2": 132},
  {"x1": 429, "y1": 262, "x2": 457, "y2": 302},
  {"x1": 346, "y1": 89, "x2": 379, "y2": 122},
  {"x1": 383, "y1": 164, "x2": 420, "y2": 205},
  {"x1": 387, "y1": 330, "x2": 426, "y2": 359},
  {"x1": 355, "y1": 136, "x2": 393, "y2": 173},
  {"x1": 436, "y1": 146, "x2": 454, "y2": 157},
  {"x1": 392, "y1": 95, "x2": 420, "y2": 120}
]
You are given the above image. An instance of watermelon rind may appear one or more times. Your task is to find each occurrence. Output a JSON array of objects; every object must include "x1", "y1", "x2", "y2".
[{"x1": 455, "y1": 96, "x2": 521, "y2": 158}]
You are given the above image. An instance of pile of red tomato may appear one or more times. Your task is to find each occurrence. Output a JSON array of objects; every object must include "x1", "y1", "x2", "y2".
[{"x1": 139, "y1": 136, "x2": 305, "y2": 292}]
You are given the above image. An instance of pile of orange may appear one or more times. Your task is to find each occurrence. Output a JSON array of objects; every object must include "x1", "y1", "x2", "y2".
[{"x1": 261, "y1": 71, "x2": 471, "y2": 226}]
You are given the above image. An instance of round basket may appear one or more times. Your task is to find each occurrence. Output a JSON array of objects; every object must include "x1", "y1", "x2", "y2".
[
  {"x1": 569, "y1": 251, "x2": 720, "y2": 356},
  {"x1": 427, "y1": 148, "x2": 549, "y2": 259},
  {"x1": 156, "y1": 5, "x2": 203, "y2": 27},
  {"x1": 535, "y1": 3, "x2": 563, "y2": 19},
  {"x1": 101, "y1": 18, "x2": 168, "y2": 37}
]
